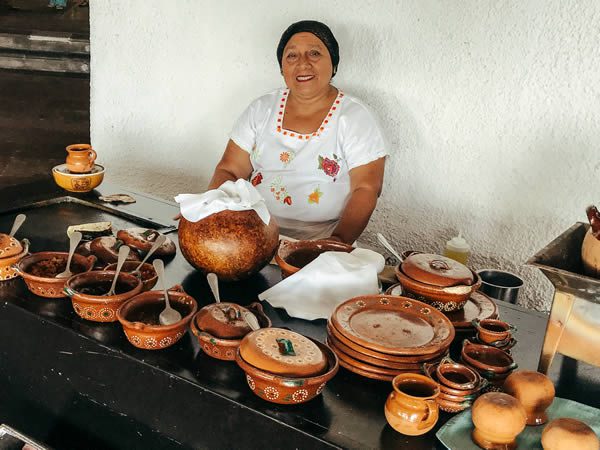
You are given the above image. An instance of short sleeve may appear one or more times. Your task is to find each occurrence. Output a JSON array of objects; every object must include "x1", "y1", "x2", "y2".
[
  {"x1": 229, "y1": 101, "x2": 258, "y2": 154},
  {"x1": 339, "y1": 100, "x2": 388, "y2": 171}
]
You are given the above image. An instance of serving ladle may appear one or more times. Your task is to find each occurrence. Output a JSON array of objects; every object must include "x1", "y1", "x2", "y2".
[
  {"x1": 8, "y1": 213, "x2": 26, "y2": 238},
  {"x1": 56, "y1": 231, "x2": 83, "y2": 279},
  {"x1": 106, "y1": 245, "x2": 130, "y2": 296},
  {"x1": 155, "y1": 259, "x2": 182, "y2": 325},
  {"x1": 133, "y1": 234, "x2": 166, "y2": 275},
  {"x1": 377, "y1": 233, "x2": 404, "y2": 264}
]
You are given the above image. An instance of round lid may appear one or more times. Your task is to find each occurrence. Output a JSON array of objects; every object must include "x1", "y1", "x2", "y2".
[
  {"x1": 402, "y1": 253, "x2": 474, "y2": 287},
  {"x1": 542, "y1": 418, "x2": 599, "y2": 450},
  {"x1": 116, "y1": 228, "x2": 176, "y2": 256},
  {"x1": 0, "y1": 234, "x2": 23, "y2": 258},
  {"x1": 446, "y1": 233, "x2": 470, "y2": 252},
  {"x1": 195, "y1": 303, "x2": 252, "y2": 339},
  {"x1": 239, "y1": 328, "x2": 327, "y2": 377}
]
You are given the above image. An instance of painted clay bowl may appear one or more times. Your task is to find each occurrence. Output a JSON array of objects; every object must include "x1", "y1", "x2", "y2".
[
  {"x1": 461, "y1": 340, "x2": 517, "y2": 375},
  {"x1": 116, "y1": 285, "x2": 197, "y2": 350},
  {"x1": 541, "y1": 418, "x2": 600, "y2": 450},
  {"x1": 190, "y1": 302, "x2": 271, "y2": 361},
  {"x1": 0, "y1": 238, "x2": 29, "y2": 281},
  {"x1": 64, "y1": 270, "x2": 142, "y2": 322},
  {"x1": 16, "y1": 251, "x2": 96, "y2": 298},
  {"x1": 178, "y1": 210, "x2": 279, "y2": 281},
  {"x1": 423, "y1": 361, "x2": 486, "y2": 397},
  {"x1": 472, "y1": 318, "x2": 515, "y2": 344},
  {"x1": 105, "y1": 260, "x2": 157, "y2": 292},
  {"x1": 503, "y1": 371, "x2": 555, "y2": 426},
  {"x1": 52, "y1": 163, "x2": 104, "y2": 193},
  {"x1": 435, "y1": 358, "x2": 481, "y2": 390},
  {"x1": 235, "y1": 338, "x2": 338, "y2": 404},
  {"x1": 275, "y1": 239, "x2": 354, "y2": 278},
  {"x1": 471, "y1": 392, "x2": 527, "y2": 449},
  {"x1": 436, "y1": 395, "x2": 473, "y2": 414}
]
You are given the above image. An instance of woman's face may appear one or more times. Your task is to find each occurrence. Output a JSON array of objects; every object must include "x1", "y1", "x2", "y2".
[{"x1": 281, "y1": 32, "x2": 333, "y2": 97}]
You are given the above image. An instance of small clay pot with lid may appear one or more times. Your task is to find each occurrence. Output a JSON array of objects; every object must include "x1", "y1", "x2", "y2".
[
  {"x1": 276, "y1": 239, "x2": 354, "y2": 278},
  {"x1": 116, "y1": 228, "x2": 176, "y2": 257},
  {"x1": 0, "y1": 234, "x2": 29, "y2": 281},
  {"x1": 90, "y1": 236, "x2": 141, "y2": 265},
  {"x1": 541, "y1": 418, "x2": 599, "y2": 450},
  {"x1": 503, "y1": 370, "x2": 555, "y2": 426},
  {"x1": 471, "y1": 392, "x2": 527, "y2": 449}
]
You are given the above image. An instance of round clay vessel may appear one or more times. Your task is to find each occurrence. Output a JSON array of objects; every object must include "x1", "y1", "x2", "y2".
[
  {"x1": 276, "y1": 239, "x2": 354, "y2": 278},
  {"x1": 116, "y1": 285, "x2": 197, "y2": 350},
  {"x1": 435, "y1": 358, "x2": 480, "y2": 390},
  {"x1": 503, "y1": 370, "x2": 555, "y2": 426},
  {"x1": 384, "y1": 373, "x2": 440, "y2": 436},
  {"x1": 178, "y1": 210, "x2": 279, "y2": 281},
  {"x1": 194, "y1": 302, "x2": 253, "y2": 339},
  {"x1": 65, "y1": 143, "x2": 97, "y2": 173},
  {"x1": 461, "y1": 340, "x2": 517, "y2": 374},
  {"x1": 64, "y1": 270, "x2": 143, "y2": 322},
  {"x1": 423, "y1": 361, "x2": 486, "y2": 397},
  {"x1": 90, "y1": 236, "x2": 141, "y2": 264},
  {"x1": 541, "y1": 418, "x2": 599, "y2": 450},
  {"x1": 0, "y1": 236, "x2": 28, "y2": 281},
  {"x1": 116, "y1": 228, "x2": 176, "y2": 257},
  {"x1": 473, "y1": 318, "x2": 514, "y2": 344},
  {"x1": 471, "y1": 392, "x2": 527, "y2": 449},
  {"x1": 401, "y1": 253, "x2": 474, "y2": 287},
  {"x1": 105, "y1": 260, "x2": 157, "y2": 292},
  {"x1": 436, "y1": 395, "x2": 472, "y2": 414},
  {"x1": 17, "y1": 251, "x2": 96, "y2": 298},
  {"x1": 52, "y1": 163, "x2": 104, "y2": 192}
]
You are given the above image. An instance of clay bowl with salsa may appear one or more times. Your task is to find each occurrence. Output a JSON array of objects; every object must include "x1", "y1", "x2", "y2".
[
  {"x1": 64, "y1": 270, "x2": 142, "y2": 322},
  {"x1": 105, "y1": 260, "x2": 157, "y2": 292},
  {"x1": 116, "y1": 285, "x2": 198, "y2": 350},
  {"x1": 275, "y1": 239, "x2": 354, "y2": 278},
  {"x1": 17, "y1": 251, "x2": 96, "y2": 298}
]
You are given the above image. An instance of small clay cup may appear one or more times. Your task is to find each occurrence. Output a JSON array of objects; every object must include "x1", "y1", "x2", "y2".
[
  {"x1": 435, "y1": 358, "x2": 480, "y2": 390},
  {"x1": 275, "y1": 239, "x2": 354, "y2": 278},
  {"x1": 461, "y1": 340, "x2": 517, "y2": 375},
  {"x1": 471, "y1": 392, "x2": 527, "y2": 449},
  {"x1": 105, "y1": 260, "x2": 157, "y2": 292},
  {"x1": 473, "y1": 318, "x2": 515, "y2": 344},
  {"x1": 503, "y1": 371, "x2": 555, "y2": 426},
  {"x1": 541, "y1": 418, "x2": 600, "y2": 450}
]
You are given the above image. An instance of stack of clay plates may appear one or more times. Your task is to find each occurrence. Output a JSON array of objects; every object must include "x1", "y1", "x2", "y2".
[{"x1": 327, "y1": 295, "x2": 455, "y2": 381}]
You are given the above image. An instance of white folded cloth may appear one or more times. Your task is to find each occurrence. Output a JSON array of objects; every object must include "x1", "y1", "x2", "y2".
[
  {"x1": 174, "y1": 179, "x2": 270, "y2": 225},
  {"x1": 259, "y1": 248, "x2": 385, "y2": 321}
]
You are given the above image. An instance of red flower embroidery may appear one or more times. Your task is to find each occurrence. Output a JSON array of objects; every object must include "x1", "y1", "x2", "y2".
[
  {"x1": 251, "y1": 173, "x2": 263, "y2": 186},
  {"x1": 321, "y1": 157, "x2": 340, "y2": 178},
  {"x1": 283, "y1": 196, "x2": 292, "y2": 205}
]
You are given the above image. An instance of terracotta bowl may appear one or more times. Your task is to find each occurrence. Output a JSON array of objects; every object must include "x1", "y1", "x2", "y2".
[
  {"x1": 275, "y1": 239, "x2": 354, "y2": 278},
  {"x1": 52, "y1": 163, "x2": 105, "y2": 193},
  {"x1": 395, "y1": 264, "x2": 482, "y2": 312},
  {"x1": 17, "y1": 251, "x2": 96, "y2": 298},
  {"x1": 423, "y1": 362, "x2": 486, "y2": 397},
  {"x1": 472, "y1": 318, "x2": 515, "y2": 344},
  {"x1": 436, "y1": 396, "x2": 473, "y2": 414},
  {"x1": 503, "y1": 371, "x2": 556, "y2": 426},
  {"x1": 0, "y1": 239, "x2": 29, "y2": 281},
  {"x1": 461, "y1": 340, "x2": 517, "y2": 375},
  {"x1": 190, "y1": 302, "x2": 271, "y2": 361},
  {"x1": 64, "y1": 270, "x2": 143, "y2": 322},
  {"x1": 471, "y1": 392, "x2": 527, "y2": 449},
  {"x1": 235, "y1": 338, "x2": 338, "y2": 404},
  {"x1": 116, "y1": 285, "x2": 198, "y2": 350},
  {"x1": 105, "y1": 260, "x2": 157, "y2": 292}
]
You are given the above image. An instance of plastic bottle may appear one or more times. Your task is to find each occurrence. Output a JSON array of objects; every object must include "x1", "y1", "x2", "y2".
[{"x1": 444, "y1": 232, "x2": 471, "y2": 265}]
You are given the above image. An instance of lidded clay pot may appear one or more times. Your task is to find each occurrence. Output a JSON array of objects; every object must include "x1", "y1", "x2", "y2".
[
  {"x1": 503, "y1": 370, "x2": 555, "y2": 426},
  {"x1": 582, "y1": 205, "x2": 600, "y2": 279},
  {"x1": 178, "y1": 210, "x2": 279, "y2": 281},
  {"x1": 195, "y1": 302, "x2": 253, "y2": 339},
  {"x1": 471, "y1": 392, "x2": 527, "y2": 450},
  {"x1": 541, "y1": 418, "x2": 599, "y2": 450},
  {"x1": 0, "y1": 234, "x2": 29, "y2": 281}
]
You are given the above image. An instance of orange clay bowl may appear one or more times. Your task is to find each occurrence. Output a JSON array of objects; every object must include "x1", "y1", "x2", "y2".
[
  {"x1": 190, "y1": 302, "x2": 271, "y2": 361},
  {"x1": 105, "y1": 260, "x2": 157, "y2": 292},
  {"x1": 423, "y1": 361, "x2": 486, "y2": 397},
  {"x1": 17, "y1": 251, "x2": 96, "y2": 298},
  {"x1": 0, "y1": 238, "x2": 29, "y2": 281},
  {"x1": 64, "y1": 270, "x2": 143, "y2": 322},
  {"x1": 461, "y1": 340, "x2": 518, "y2": 375},
  {"x1": 235, "y1": 338, "x2": 339, "y2": 404},
  {"x1": 275, "y1": 239, "x2": 354, "y2": 278},
  {"x1": 116, "y1": 285, "x2": 197, "y2": 350}
]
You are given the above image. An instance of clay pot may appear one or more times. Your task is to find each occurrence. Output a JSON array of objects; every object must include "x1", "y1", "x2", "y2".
[
  {"x1": 116, "y1": 285, "x2": 197, "y2": 350},
  {"x1": 0, "y1": 236, "x2": 29, "y2": 282},
  {"x1": 461, "y1": 340, "x2": 517, "y2": 375},
  {"x1": 65, "y1": 143, "x2": 97, "y2": 173},
  {"x1": 275, "y1": 239, "x2": 354, "y2": 278},
  {"x1": 178, "y1": 210, "x2": 279, "y2": 281},
  {"x1": 384, "y1": 373, "x2": 440, "y2": 436},
  {"x1": 105, "y1": 260, "x2": 157, "y2": 292},
  {"x1": 17, "y1": 252, "x2": 96, "y2": 298},
  {"x1": 436, "y1": 358, "x2": 480, "y2": 390},
  {"x1": 116, "y1": 228, "x2": 176, "y2": 257},
  {"x1": 471, "y1": 392, "x2": 527, "y2": 449},
  {"x1": 472, "y1": 318, "x2": 515, "y2": 345},
  {"x1": 190, "y1": 302, "x2": 271, "y2": 361},
  {"x1": 541, "y1": 418, "x2": 600, "y2": 450},
  {"x1": 503, "y1": 371, "x2": 555, "y2": 426},
  {"x1": 64, "y1": 270, "x2": 143, "y2": 322},
  {"x1": 235, "y1": 338, "x2": 338, "y2": 404},
  {"x1": 90, "y1": 236, "x2": 141, "y2": 265}
]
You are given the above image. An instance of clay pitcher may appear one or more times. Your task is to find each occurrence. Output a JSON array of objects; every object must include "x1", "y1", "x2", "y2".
[
  {"x1": 384, "y1": 373, "x2": 440, "y2": 436},
  {"x1": 582, "y1": 205, "x2": 600, "y2": 278},
  {"x1": 66, "y1": 144, "x2": 97, "y2": 173}
]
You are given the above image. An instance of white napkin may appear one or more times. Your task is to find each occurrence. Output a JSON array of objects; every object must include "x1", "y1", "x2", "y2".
[
  {"x1": 259, "y1": 248, "x2": 385, "y2": 321},
  {"x1": 174, "y1": 179, "x2": 270, "y2": 225}
]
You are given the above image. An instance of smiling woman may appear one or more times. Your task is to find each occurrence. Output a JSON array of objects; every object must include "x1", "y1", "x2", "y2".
[{"x1": 207, "y1": 20, "x2": 388, "y2": 243}]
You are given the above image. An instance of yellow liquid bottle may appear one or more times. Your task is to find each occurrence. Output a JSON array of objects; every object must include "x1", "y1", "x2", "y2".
[{"x1": 444, "y1": 233, "x2": 470, "y2": 265}]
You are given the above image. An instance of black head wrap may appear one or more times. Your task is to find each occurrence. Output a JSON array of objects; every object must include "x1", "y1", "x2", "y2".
[{"x1": 276, "y1": 20, "x2": 340, "y2": 78}]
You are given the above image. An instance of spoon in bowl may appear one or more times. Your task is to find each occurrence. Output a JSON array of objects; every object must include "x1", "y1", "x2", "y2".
[
  {"x1": 8, "y1": 214, "x2": 26, "y2": 237},
  {"x1": 56, "y1": 231, "x2": 82, "y2": 279},
  {"x1": 207, "y1": 272, "x2": 220, "y2": 303},
  {"x1": 243, "y1": 311, "x2": 261, "y2": 331},
  {"x1": 155, "y1": 259, "x2": 182, "y2": 325},
  {"x1": 377, "y1": 233, "x2": 404, "y2": 264},
  {"x1": 106, "y1": 245, "x2": 130, "y2": 296},
  {"x1": 132, "y1": 234, "x2": 166, "y2": 276}
]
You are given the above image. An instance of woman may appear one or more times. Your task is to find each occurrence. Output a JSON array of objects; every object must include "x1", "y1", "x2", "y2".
[{"x1": 208, "y1": 20, "x2": 387, "y2": 244}]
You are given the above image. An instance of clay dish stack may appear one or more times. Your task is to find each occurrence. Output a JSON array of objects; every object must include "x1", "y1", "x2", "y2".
[
  {"x1": 460, "y1": 340, "x2": 518, "y2": 391},
  {"x1": 326, "y1": 295, "x2": 455, "y2": 381},
  {"x1": 472, "y1": 318, "x2": 517, "y2": 353}
]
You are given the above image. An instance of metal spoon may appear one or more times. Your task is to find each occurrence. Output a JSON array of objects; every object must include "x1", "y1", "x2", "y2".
[
  {"x1": 106, "y1": 245, "x2": 130, "y2": 296},
  {"x1": 155, "y1": 259, "x2": 182, "y2": 325},
  {"x1": 243, "y1": 310, "x2": 261, "y2": 331},
  {"x1": 377, "y1": 233, "x2": 403, "y2": 263},
  {"x1": 133, "y1": 234, "x2": 166, "y2": 275},
  {"x1": 8, "y1": 213, "x2": 26, "y2": 237},
  {"x1": 56, "y1": 231, "x2": 82, "y2": 279},
  {"x1": 207, "y1": 272, "x2": 220, "y2": 303}
]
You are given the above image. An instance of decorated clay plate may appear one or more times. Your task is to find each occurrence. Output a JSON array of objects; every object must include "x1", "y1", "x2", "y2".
[
  {"x1": 331, "y1": 295, "x2": 455, "y2": 356},
  {"x1": 327, "y1": 338, "x2": 411, "y2": 377},
  {"x1": 337, "y1": 358, "x2": 395, "y2": 382}
]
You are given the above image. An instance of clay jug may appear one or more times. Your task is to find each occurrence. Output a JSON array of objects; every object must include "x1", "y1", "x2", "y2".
[
  {"x1": 384, "y1": 373, "x2": 440, "y2": 436},
  {"x1": 66, "y1": 144, "x2": 97, "y2": 173},
  {"x1": 581, "y1": 205, "x2": 600, "y2": 278}
]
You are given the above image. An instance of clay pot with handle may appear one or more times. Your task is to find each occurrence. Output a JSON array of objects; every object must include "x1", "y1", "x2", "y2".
[
  {"x1": 66, "y1": 144, "x2": 97, "y2": 173},
  {"x1": 582, "y1": 205, "x2": 600, "y2": 278}
]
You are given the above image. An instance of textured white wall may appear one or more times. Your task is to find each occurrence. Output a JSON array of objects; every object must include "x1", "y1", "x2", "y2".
[{"x1": 90, "y1": 0, "x2": 600, "y2": 311}]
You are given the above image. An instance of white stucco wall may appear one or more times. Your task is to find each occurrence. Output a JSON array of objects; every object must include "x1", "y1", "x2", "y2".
[{"x1": 90, "y1": 0, "x2": 600, "y2": 311}]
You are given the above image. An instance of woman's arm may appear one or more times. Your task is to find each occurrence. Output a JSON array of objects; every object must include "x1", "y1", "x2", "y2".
[
  {"x1": 207, "y1": 139, "x2": 254, "y2": 189},
  {"x1": 329, "y1": 157, "x2": 386, "y2": 244}
]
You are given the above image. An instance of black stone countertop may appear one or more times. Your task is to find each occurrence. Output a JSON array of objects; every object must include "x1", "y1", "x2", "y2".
[{"x1": 0, "y1": 183, "x2": 598, "y2": 449}]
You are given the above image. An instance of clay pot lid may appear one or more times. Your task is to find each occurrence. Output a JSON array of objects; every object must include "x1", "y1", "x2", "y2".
[
  {"x1": 239, "y1": 328, "x2": 328, "y2": 377},
  {"x1": 116, "y1": 228, "x2": 176, "y2": 256},
  {"x1": 0, "y1": 233, "x2": 23, "y2": 259},
  {"x1": 542, "y1": 418, "x2": 599, "y2": 450},
  {"x1": 195, "y1": 302, "x2": 252, "y2": 339},
  {"x1": 90, "y1": 236, "x2": 141, "y2": 264},
  {"x1": 401, "y1": 253, "x2": 474, "y2": 287}
]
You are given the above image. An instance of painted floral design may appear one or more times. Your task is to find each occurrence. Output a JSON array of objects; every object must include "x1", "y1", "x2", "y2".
[
  {"x1": 250, "y1": 145, "x2": 263, "y2": 163},
  {"x1": 251, "y1": 172, "x2": 263, "y2": 186},
  {"x1": 292, "y1": 389, "x2": 309, "y2": 402},
  {"x1": 308, "y1": 187, "x2": 323, "y2": 204},
  {"x1": 270, "y1": 176, "x2": 292, "y2": 206},
  {"x1": 279, "y1": 150, "x2": 295, "y2": 167},
  {"x1": 318, "y1": 154, "x2": 341, "y2": 178}
]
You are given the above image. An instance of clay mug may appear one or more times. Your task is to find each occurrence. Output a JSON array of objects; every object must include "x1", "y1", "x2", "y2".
[
  {"x1": 472, "y1": 318, "x2": 515, "y2": 345},
  {"x1": 66, "y1": 144, "x2": 97, "y2": 173},
  {"x1": 384, "y1": 373, "x2": 440, "y2": 436}
]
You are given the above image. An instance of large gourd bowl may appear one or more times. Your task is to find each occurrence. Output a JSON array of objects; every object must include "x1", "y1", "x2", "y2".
[
  {"x1": 0, "y1": 234, "x2": 29, "y2": 281},
  {"x1": 178, "y1": 210, "x2": 279, "y2": 281}
]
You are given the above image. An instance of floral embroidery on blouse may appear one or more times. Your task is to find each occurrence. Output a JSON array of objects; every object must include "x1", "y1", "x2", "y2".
[
  {"x1": 270, "y1": 176, "x2": 292, "y2": 205},
  {"x1": 251, "y1": 172, "x2": 263, "y2": 186},
  {"x1": 318, "y1": 154, "x2": 341, "y2": 179},
  {"x1": 308, "y1": 187, "x2": 323, "y2": 204},
  {"x1": 250, "y1": 145, "x2": 263, "y2": 163},
  {"x1": 279, "y1": 150, "x2": 295, "y2": 167}
]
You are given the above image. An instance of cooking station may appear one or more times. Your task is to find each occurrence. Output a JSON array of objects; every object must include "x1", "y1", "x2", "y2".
[{"x1": 1, "y1": 183, "x2": 599, "y2": 450}]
